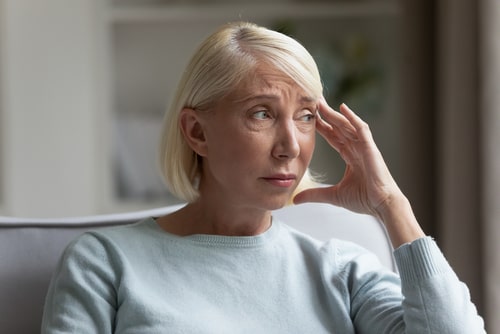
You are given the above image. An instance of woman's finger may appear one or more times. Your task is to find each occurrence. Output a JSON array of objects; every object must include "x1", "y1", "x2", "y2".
[
  {"x1": 316, "y1": 122, "x2": 346, "y2": 154},
  {"x1": 338, "y1": 103, "x2": 374, "y2": 142},
  {"x1": 318, "y1": 99, "x2": 358, "y2": 141},
  {"x1": 316, "y1": 113, "x2": 348, "y2": 147},
  {"x1": 293, "y1": 185, "x2": 339, "y2": 205}
]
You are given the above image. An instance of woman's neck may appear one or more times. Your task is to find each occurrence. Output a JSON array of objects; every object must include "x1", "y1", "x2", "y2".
[{"x1": 156, "y1": 200, "x2": 272, "y2": 237}]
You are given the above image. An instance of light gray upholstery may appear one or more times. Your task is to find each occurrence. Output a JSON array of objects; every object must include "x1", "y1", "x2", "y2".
[{"x1": 0, "y1": 203, "x2": 394, "y2": 333}]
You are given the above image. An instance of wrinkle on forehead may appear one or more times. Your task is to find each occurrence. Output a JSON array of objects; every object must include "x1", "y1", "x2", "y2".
[{"x1": 227, "y1": 65, "x2": 313, "y2": 104}]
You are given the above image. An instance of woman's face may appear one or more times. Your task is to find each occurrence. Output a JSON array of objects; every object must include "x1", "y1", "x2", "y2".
[{"x1": 197, "y1": 64, "x2": 318, "y2": 211}]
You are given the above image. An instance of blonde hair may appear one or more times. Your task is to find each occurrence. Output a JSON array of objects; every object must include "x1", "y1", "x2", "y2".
[{"x1": 159, "y1": 21, "x2": 323, "y2": 202}]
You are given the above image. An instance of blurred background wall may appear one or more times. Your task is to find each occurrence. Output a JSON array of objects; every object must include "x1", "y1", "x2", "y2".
[{"x1": 0, "y1": 0, "x2": 498, "y2": 331}]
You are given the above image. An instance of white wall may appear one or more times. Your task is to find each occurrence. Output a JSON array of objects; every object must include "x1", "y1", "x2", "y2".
[{"x1": 0, "y1": 0, "x2": 102, "y2": 217}]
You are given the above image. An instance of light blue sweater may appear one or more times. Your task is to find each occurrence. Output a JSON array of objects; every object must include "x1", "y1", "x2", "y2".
[{"x1": 41, "y1": 218, "x2": 484, "y2": 333}]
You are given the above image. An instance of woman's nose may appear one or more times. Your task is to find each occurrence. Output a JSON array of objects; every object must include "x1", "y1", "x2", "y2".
[{"x1": 272, "y1": 120, "x2": 300, "y2": 160}]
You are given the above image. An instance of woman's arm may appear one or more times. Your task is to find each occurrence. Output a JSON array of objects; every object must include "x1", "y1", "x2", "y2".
[
  {"x1": 294, "y1": 99, "x2": 485, "y2": 332},
  {"x1": 41, "y1": 234, "x2": 117, "y2": 333}
]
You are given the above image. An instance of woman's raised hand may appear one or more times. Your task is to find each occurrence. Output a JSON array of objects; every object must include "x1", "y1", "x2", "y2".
[
  {"x1": 294, "y1": 99, "x2": 399, "y2": 217},
  {"x1": 293, "y1": 98, "x2": 425, "y2": 247}
]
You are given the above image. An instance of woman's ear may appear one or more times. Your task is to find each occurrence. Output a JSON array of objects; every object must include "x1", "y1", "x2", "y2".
[{"x1": 179, "y1": 108, "x2": 208, "y2": 157}]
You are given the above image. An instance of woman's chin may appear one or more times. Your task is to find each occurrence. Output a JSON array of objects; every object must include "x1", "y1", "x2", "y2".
[{"x1": 262, "y1": 194, "x2": 295, "y2": 211}]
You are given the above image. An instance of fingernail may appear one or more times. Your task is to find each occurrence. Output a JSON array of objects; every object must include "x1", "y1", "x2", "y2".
[{"x1": 341, "y1": 103, "x2": 353, "y2": 112}]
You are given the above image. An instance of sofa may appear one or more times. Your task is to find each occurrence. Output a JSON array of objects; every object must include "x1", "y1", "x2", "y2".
[{"x1": 0, "y1": 202, "x2": 395, "y2": 333}]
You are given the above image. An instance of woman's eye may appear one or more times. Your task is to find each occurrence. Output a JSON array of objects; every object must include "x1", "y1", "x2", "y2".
[
  {"x1": 299, "y1": 113, "x2": 316, "y2": 122},
  {"x1": 253, "y1": 110, "x2": 270, "y2": 120}
]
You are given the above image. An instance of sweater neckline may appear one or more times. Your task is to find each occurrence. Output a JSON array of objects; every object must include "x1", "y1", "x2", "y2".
[{"x1": 146, "y1": 217, "x2": 281, "y2": 248}]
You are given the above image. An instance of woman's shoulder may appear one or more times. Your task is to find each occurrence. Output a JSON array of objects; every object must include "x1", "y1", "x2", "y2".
[
  {"x1": 90, "y1": 217, "x2": 158, "y2": 239},
  {"x1": 279, "y1": 221, "x2": 383, "y2": 271},
  {"x1": 62, "y1": 218, "x2": 159, "y2": 259}
]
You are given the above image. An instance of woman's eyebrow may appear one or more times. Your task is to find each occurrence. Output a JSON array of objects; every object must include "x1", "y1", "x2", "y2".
[
  {"x1": 300, "y1": 96, "x2": 317, "y2": 104},
  {"x1": 233, "y1": 94, "x2": 280, "y2": 103},
  {"x1": 234, "y1": 94, "x2": 316, "y2": 104}
]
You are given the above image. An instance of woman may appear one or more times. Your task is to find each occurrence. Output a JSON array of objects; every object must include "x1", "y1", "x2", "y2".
[{"x1": 42, "y1": 22, "x2": 485, "y2": 333}]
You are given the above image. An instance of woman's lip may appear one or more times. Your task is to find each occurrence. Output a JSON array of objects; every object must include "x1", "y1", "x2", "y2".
[
  {"x1": 264, "y1": 174, "x2": 297, "y2": 180},
  {"x1": 262, "y1": 175, "x2": 297, "y2": 187}
]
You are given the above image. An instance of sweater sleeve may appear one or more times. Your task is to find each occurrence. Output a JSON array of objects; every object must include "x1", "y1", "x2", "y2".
[
  {"x1": 393, "y1": 237, "x2": 485, "y2": 333},
  {"x1": 41, "y1": 233, "x2": 119, "y2": 334},
  {"x1": 341, "y1": 236, "x2": 485, "y2": 334}
]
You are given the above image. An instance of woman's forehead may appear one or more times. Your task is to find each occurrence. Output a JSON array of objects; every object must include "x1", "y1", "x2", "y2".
[{"x1": 228, "y1": 68, "x2": 311, "y2": 103}]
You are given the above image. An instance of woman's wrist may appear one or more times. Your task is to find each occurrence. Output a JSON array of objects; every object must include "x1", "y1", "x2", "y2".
[{"x1": 375, "y1": 192, "x2": 426, "y2": 248}]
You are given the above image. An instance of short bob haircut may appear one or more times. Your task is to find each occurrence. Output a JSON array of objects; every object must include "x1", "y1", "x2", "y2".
[{"x1": 159, "y1": 21, "x2": 323, "y2": 202}]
